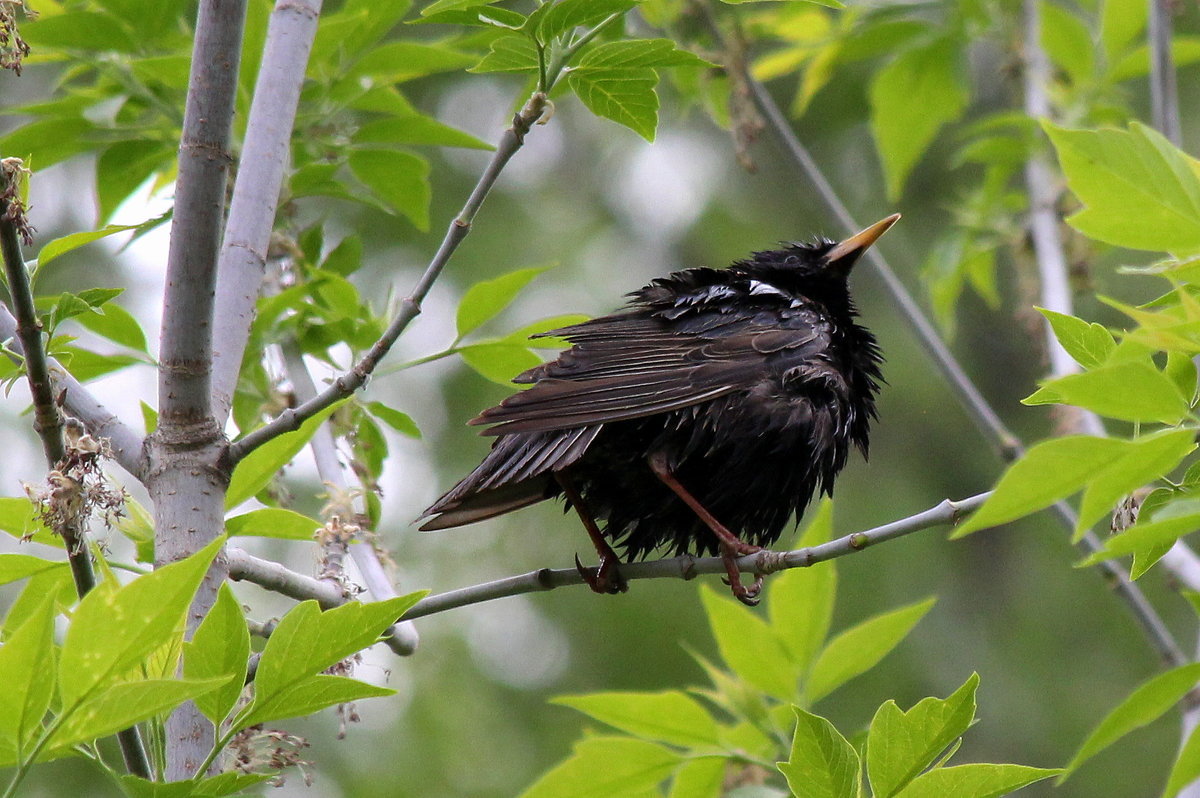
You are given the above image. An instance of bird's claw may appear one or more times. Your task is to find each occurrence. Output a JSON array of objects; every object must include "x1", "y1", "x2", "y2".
[{"x1": 575, "y1": 553, "x2": 628, "y2": 595}]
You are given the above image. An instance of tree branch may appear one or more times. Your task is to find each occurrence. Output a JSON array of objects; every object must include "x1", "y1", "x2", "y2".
[
  {"x1": 225, "y1": 546, "x2": 414, "y2": 657},
  {"x1": 0, "y1": 304, "x2": 146, "y2": 479},
  {"x1": 210, "y1": 0, "x2": 324, "y2": 425},
  {"x1": 280, "y1": 339, "x2": 419, "y2": 654},
  {"x1": 158, "y1": 0, "x2": 246, "y2": 429},
  {"x1": 151, "y1": 0, "x2": 247, "y2": 780},
  {"x1": 1148, "y1": 0, "x2": 1181, "y2": 146},
  {"x1": 401, "y1": 493, "x2": 989, "y2": 622},
  {"x1": 1, "y1": 166, "x2": 151, "y2": 778},
  {"x1": 227, "y1": 91, "x2": 550, "y2": 464}
]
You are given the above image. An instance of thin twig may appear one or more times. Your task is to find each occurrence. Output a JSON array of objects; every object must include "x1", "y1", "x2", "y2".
[
  {"x1": 227, "y1": 91, "x2": 550, "y2": 464},
  {"x1": 400, "y1": 493, "x2": 989, "y2": 621},
  {"x1": 0, "y1": 170, "x2": 151, "y2": 778},
  {"x1": 210, "y1": 0, "x2": 324, "y2": 424},
  {"x1": 225, "y1": 546, "x2": 414, "y2": 656},
  {"x1": 280, "y1": 339, "x2": 419, "y2": 655}
]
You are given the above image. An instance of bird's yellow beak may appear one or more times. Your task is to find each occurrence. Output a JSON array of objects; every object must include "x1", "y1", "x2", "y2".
[{"x1": 822, "y1": 213, "x2": 901, "y2": 270}]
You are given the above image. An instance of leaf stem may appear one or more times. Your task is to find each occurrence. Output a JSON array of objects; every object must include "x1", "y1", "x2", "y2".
[{"x1": 544, "y1": 12, "x2": 623, "y2": 88}]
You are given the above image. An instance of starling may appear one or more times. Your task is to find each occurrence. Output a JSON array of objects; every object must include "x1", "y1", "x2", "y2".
[{"x1": 420, "y1": 215, "x2": 897, "y2": 605}]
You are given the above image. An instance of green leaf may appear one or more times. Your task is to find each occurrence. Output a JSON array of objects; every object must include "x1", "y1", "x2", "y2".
[
  {"x1": 518, "y1": 736, "x2": 681, "y2": 798},
  {"x1": 667, "y1": 757, "x2": 725, "y2": 798},
  {"x1": 46, "y1": 677, "x2": 227, "y2": 753},
  {"x1": 227, "y1": 400, "x2": 348, "y2": 509},
  {"x1": 553, "y1": 691, "x2": 720, "y2": 747},
  {"x1": 1075, "y1": 429, "x2": 1196, "y2": 539},
  {"x1": 1024, "y1": 360, "x2": 1190, "y2": 424},
  {"x1": 23, "y1": 11, "x2": 139, "y2": 52},
  {"x1": 536, "y1": 0, "x2": 636, "y2": 43},
  {"x1": 459, "y1": 342, "x2": 543, "y2": 385},
  {"x1": 75, "y1": 302, "x2": 149, "y2": 353},
  {"x1": 37, "y1": 223, "x2": 144, "y2": 270},
  {"x1": 366, "y1": 401, "x2": 422, "y2": 438},
  {"x1": 56, "y1": 346, "x2": 143, "y2": 383},
  {"x1": 768, "y1": 501, "x2": 836, "y2": 675},
  {"x1": 869, "y1": 36, "x2": 969, "y2": 200},
  {"x1": 241, "y1": 673, "x2": 394, "y2": 728},
  {"x1": 893, "y1": 764, "x2": 1059, "y2": 798},
  {"x1": 1062, "y1": 662, "x2": 1200, "y2": 778},
  {"x1": 867, "y1": 674, "x2": 979, "y2": 798},
  {"x1": 576, "y1": 39, "x2": 715, "y2": 69},
  {"x1": 118, "y1": 772, "x2": 273, "y2": 798},
  {"x1": 1044, "y1": 122, "x2": 1200, "y2": 255},
  {"x1": 457, "y1": 266, "x2": 552, "y2": 338},
  {"x1": 100, "y1": 139, "x2": 166, "y2": 214},
  {"x1": 954, "y1": 436, "x2": 1130, "y2": 537},
  {"x1": 353, "y1": 115, "x2": 494, "y2": 150},
  {"x1": 700, "y1": 585, "x2": 798, "y2": 700},
  {"x1": 0, "y1": 497, "x2": 57, "y2": 548},
  {"x1": 240, "y1": 594, "x2": 423, "y2": 729},
  {"x1": 0, "y1": 118, "x2": 95, "y2": 170},
  {"x1": 0, "y1": 553, "x2": 67, "y2": 584},
  {"x1": 58, "y1": 537, "x2": 225, "y2": 709},
  {"x1": 1080, "y1": 508, "x2": 1200, "y2": 567},
  {"x1": 806, "y1": 597, "x2": 935, "y2": 703},
  {"x1": 184, "y1": 584, "x2": 250, "y2": 725},
  {"x1": 1100, "y1": 0, "x2": 1147, "y2": 60},
  {"x1": 1040, "y1": 1, "x2": 1094, "y2": 84},
  {"x1": 568, "y1": 67, "x2": 660, "y2": 141},
  {"x1": 418, "y1": 5, "x2": 528, "y2": 28},
  {"x1": 349, "y1": 41, "x2": 477, "y2": 82},
  {"x1": 1164, "y1": 721, "x2": 1200, "y2": 798},
  {"x1": 0, "y1": 596, "x2": 56, "y2": 757},
  {"x1": 421, "y1": 0, "x2": 496, "y2": 16},
  {"x1": 347, "y1": 149, "x2": 431, "y2": 230},
  {"x1": 1037, "y1": 308, "x2": 1115, "y2": 369},
  {"x1": 470, "y1": 35, "x2": 542, "y2": 73},
  {"x1": 777, "y1": 707, "x2": 860, "y2": 798}
]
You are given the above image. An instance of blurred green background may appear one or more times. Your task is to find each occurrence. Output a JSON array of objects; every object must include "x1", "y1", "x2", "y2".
[{"x1": 4, "y1": 2, "x2": 1200, "y2": 795}]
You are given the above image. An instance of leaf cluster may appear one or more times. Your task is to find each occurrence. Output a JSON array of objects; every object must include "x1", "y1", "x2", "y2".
[{"x1": 518, "y1": 505, "x2": 1055, "y2": 798}]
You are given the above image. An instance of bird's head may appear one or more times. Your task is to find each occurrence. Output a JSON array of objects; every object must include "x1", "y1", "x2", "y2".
[{"x1": 736, "y1": 214, "x2": 900, "y2": 301}]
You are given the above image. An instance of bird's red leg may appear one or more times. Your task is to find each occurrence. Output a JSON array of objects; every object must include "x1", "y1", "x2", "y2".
[
  {"x1": 555, "y1": 471, "x2": 628, "y2": 595},
  {"x1": 647, "y1": 452, "x2": 763, "y2": 606}
]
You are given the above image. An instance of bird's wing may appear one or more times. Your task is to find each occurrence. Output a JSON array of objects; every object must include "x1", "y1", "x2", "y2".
[{"x1": 471, "y1": 310, "x2": 828, "y2": 436}]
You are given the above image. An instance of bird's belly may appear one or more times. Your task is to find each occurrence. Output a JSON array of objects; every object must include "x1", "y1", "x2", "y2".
[{"x1": 569, "y1": 390, "x2": 855, "y2": 559}]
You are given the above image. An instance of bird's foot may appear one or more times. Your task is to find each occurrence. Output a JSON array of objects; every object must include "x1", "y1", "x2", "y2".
[
  {"x1": 721, "y1": 544, "x2": 763, "y2": 607},
  {"x1": 575, "y1": 553, "x2": 628, "y2": 595}
]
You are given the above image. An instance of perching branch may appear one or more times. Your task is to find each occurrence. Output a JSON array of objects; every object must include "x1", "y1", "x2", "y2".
[
  {"x1": 400, "y1": 492, "x2": 990, "y2": 621},
  {"x1": 0, "y1": 164, "x2": 151, "y2": 779},
  {"x1": 227, "y1": 91, "x2": 550, "y2": 464},
  {"x1": 225, "y1": 546, "x2": 414, "y2": 657},
  {"x1": 736, "y1": 53, "x2": 1186, "y2": 668},
  {"x1": 279, "y1": 339, "x2": 419, "y2": 655},
  {"x1": 210, "y1": 0, "x2": 324, "y2": 425}
]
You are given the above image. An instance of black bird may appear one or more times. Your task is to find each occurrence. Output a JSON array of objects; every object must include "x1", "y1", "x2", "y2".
[{"x1": 420, "y1": 215, "x2": 897, "y2": 605}]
